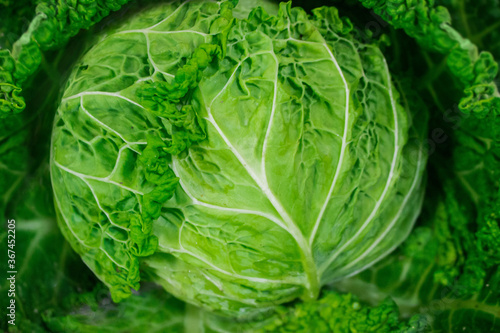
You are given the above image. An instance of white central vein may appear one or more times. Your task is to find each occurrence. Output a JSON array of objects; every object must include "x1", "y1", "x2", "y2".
[
  {"x1": 319, "y1": 57, "x2": 400, "y2": 274},
  {"x1": 195, "y1": 46, "x2": 320, "y2": 295},
  {"x1": 205, "y1": 73, "x2": 295, "y2": 231},
  {"x1": 62, "y1": 91, "x2": 144, "y2": 109},
  {"x1": 203, "y1": 114, "x2": 300, "y2": 236},
  {"x1": 171, "y1": 159, "x2": 289, "y2": 231},
  {"x1": 117, "y1": 29, "x2": 209, "y2": 37},
  {"x1": 308, "y1": 41, "x2": 351, "y2": 246},
  {"x1": 261, "y1": 51, "x2": 279, "y2": 182}
]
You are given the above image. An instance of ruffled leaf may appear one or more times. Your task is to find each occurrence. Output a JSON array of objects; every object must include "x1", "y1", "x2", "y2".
[
  {"x1": 0, "y1": 0, "x2": 134, "y2": 117},
  {"x1": 50, "y1": 0, "x2": 237, "y2": 303},
  {"x1": 356, "y1": 0, "x2": 500, "y2": 118}
]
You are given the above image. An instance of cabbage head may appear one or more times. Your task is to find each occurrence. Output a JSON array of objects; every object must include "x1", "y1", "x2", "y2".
[{"x1": 50, "y1": 0, "x2": 427, "y2": 317}]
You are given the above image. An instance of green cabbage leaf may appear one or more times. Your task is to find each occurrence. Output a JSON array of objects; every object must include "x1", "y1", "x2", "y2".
[{"x1": 49, "y1": 0, "x2": 427, "y2": 315}]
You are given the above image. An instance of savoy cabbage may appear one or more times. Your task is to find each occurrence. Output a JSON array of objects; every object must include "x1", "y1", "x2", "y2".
[{"x1": 0, "y1": 0, "x2": 498, "y2": 332}]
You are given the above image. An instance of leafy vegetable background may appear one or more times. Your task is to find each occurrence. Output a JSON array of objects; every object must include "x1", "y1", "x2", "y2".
[{"x1": 0, "y1": 0, "x2": 498, "y2": 332}]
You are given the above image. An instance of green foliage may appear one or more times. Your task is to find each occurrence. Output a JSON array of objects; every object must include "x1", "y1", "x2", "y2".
[
  {"x1": 43, "y1": 286, "x2": 188, "y2": 333},
  {"x1": 50, "y1": 0, "x2": 241, "y2": 304},
  {"x1": 48, "y1": 0, "x2": 428, "y2": 317},
  {"x1": 43, "y1": 288, "x2": 423, "y2": 333},
  {"x1": 357, "y1": 0, "x2": 500, "y2": 118},
  {"x1": 327, "y1": 0, "x2": 500, "y2": 331},
  {"x1": 253, "y1": 292, "x2": 425, "y2": 333},
  {"x1": 0, "y1": 0, "x2": 135, "y2": 117},
  {"x1": 0, "y1": 0, "x2": 498, "y2": 332},
  {"x1": 0, "y1": 164, "x2": 97, "y2": 332}
]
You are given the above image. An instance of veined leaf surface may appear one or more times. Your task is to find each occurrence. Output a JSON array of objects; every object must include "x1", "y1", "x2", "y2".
[{"x1": 50, "y1": 0, "x2": 427, "y2": 316}]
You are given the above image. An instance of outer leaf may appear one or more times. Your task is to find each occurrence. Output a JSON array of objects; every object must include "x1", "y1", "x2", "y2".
[
  {"x1": 43, "y1": 286, "x2": 419, "y2": 333},
  {"x1": 44, "y1": 286, "x2": 187, "y2": 333},
  {"x1": 355, "y1": 0, "x2": 500, "y2": 118},
  {"x1": 0, "y1": 0, "x2": 135, "y2": 117},
  {"x1": 0, "y1": 164, "x2": 96, "y2": 333},
  {"x1": 50, "y1": 0, "x2": 237, "y2": 303},
  {"x1": 436, "y1": 0, "x2": 500, "y2": 65}
]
